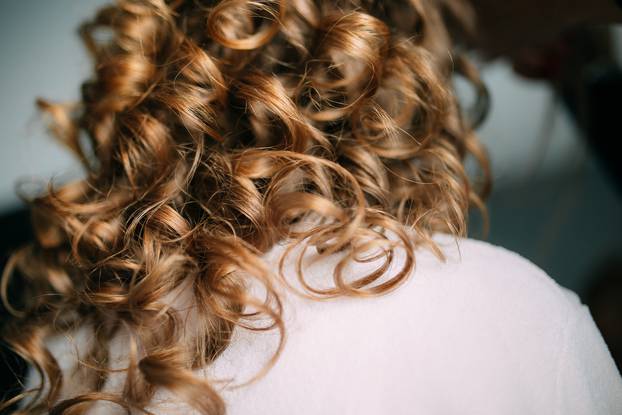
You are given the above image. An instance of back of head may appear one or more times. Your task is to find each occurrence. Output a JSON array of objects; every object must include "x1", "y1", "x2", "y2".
[{"x1": 1, "y1": 0, "x2": 488, "y2": 413}]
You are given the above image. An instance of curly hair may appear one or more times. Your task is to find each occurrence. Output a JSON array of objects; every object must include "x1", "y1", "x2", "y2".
[{"x1": 1, "y1": 0, "x2": 489, "y2": 413}]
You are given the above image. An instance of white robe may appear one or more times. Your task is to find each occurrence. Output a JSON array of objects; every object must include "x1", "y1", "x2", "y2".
[{"x1": 28, "y1": 233, "x2": 622, "y2": 414}]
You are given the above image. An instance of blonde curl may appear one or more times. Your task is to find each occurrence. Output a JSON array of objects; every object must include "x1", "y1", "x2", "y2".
[{"x1": 1, "y1": 0, "x2": 490, "y2": 413}]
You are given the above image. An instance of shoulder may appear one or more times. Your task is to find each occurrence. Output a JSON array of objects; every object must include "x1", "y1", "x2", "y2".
[
  {"x1": 426, "y1": 234, "x2": 580, "y2": 312},
  {"x1": 393, "y1": 235, "x2": 584, "y2": 361},
  {"x1": 256, "y1": 233, "x2": 582, "y2": 356},
  {"x1": 275, "y1": 233, "x2": 582, "y2": 331},
  {"x1": 209, "y1": 235, "x2": 595, "y2": 414}
]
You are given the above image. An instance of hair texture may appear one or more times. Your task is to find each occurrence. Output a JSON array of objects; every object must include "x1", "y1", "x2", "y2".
[{"x1": 1, "y1": 0, "x2": 489, "y2": 413}]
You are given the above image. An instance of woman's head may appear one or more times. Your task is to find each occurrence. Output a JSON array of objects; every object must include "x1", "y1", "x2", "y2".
[{"x1": 2, "y1": 1, "x2": 488, "y2": 413}]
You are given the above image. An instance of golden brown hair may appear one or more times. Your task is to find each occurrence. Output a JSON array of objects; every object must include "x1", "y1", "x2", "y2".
[{"x1": 1, "y1": 0, "x2": 489, "y2": 413}]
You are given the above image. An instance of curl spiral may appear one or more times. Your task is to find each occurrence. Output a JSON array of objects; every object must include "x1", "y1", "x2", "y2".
[{"x1": 1, "y1": 0, "x2": 490, "y2": 413}]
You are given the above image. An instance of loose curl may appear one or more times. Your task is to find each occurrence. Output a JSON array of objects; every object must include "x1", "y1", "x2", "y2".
[{"x1": 1, "y1": 0, "x2": 490, "y2": 413}]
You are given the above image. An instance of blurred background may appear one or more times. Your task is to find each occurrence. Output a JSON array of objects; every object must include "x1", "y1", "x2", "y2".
[{"x1": 0, "y1": 0, "x2": 621, "y2": 406}]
